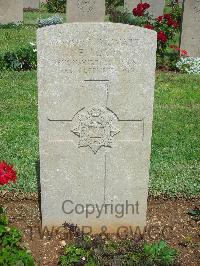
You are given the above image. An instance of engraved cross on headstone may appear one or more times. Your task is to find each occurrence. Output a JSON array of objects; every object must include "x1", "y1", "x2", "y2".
[{"x1": 48, "y1": 80, "x2": 144, "y2": 201}]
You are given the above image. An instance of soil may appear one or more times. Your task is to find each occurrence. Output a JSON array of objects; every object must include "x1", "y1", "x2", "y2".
[{"x1": 0, "y1": 192, "x2": 199, "y2": 266}]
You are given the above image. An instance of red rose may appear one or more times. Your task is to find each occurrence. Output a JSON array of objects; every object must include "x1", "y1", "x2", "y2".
[
  {"x1": 157, "y1": 31, "x2": 167, "y2": 43},
  {"x1": 133, "y1": 2, "x2": 150, "y2": 16},
  {"x1": 167, "y1": 19, "x2": 179, "y2": 28},
  {"x1": 156, "y1": 16, "x2": 163, "y2": 22},
  {"x1": 133, "y1": 7, "x2": 144, "y2": 16},
  {"x1": 137, "y1": 3, "x2": 144, "y2": 10},
  {"x1": 172, "y1": 21, "x2": 179, "y2": 28},
  {"x1": 164, "y1": 13, "x2": 172, "y2": 20},
  {"x1": 0, "y1": 161, "x2": 17, "y2": 185},
  {"x1": 144, "y1": 24, "x2": 154, "y2": 30},
  {"x1": 170, "y1": 45, "x2": 189, "y2": 56},
  {"x1": 167, "y1": 19, "x2": 174, "y2": 26},
  {"x1": 180, "y1": 49, "x2": 188, "y2": 56},
  {"x1": 142, "y1": 3, "x2": 150, "y2": 9}
]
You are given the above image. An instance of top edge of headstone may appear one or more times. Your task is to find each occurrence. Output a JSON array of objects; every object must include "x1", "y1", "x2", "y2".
[{"x1": 37, "y1": 22, "x2": 157, "y2": 38}]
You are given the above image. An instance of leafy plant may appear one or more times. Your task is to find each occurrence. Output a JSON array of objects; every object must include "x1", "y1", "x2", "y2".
[
  {"x1": 0, "y1": 43, "x2": 37, "y2": 71},
  {"x1": 143, "y1": 241, "x2": 177, "y2": 265},
  {"x1": 168, "y1": 0, "x2": 183, "y2": 23},
  {"x1": 187, "y1": 207, "x2": 200, "y2": 222},
  {"x1": 37, "y1": 15, "x2": 63, "y2": 27},
  {"x1": 46, "y1": 0, "x2": 66, "y2": 13},
  {"x1": 0, "y1": 207, "x2": 35, "y2": 266},
  {"x1": 176, "y1": 57, "x2": 200, "y2": 74},
  {"x1": 59, "y1": 230, "x2": 178, "y2": 266},
  {"x1": 110, "y1": 1, "x2": 181, "y2": 70},
  {"x1": 59, "y1": 245, "x2": 96, "y2": 266},
  {"x1": 106, "y1": 0, "x2": 124, "y2": 14},
  {"x1": 0, "y1": 206, "x2": 8, "y2": 225},
  {"x1": 0, "y1": 23, "x2": 22, "y2": 29}
]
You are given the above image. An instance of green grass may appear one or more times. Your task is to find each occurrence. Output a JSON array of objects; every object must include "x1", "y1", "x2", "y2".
[
  {"x1": 0, "y1": 26, "x2": 36, "y2": 53},
  {"x1": 150, "y1": 73, "x2": 200, "y2": 196},
  {"x1": 0, "y1": 71, "x2": 38, "y2": 192},
  {"x1": 0, "y1": 11, "x2": 65, "y2": 53},
  {"x1": 0, "y1": 71, "x2": 199, "y2": 196}
]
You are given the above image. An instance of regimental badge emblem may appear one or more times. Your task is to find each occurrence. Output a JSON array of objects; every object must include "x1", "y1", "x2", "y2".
[{"x1": 71, "y1": 106, "x2": 120, "y2": 154}]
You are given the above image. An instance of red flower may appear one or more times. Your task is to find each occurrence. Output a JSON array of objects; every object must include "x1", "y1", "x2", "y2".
[
  {"x1": 167, "y1": 19, "x2": 174, "y2": 26},
  {"x1": 133, "y1": 2, "x2": 150, "y2": 17},
  {"x1": 157, "y1": 31, "x2": 167, "y2": 43},
  {"x1": 137, "y1": 3, "x2": 144, "y2": 10},
  {"x1": 156, "y1": 16, "x2": 163, "y2": 22},
  {"x1": 133, "y1": 7, "x2": 143, "y2": 16},
  {"x1": 180, "y1": 49, "x2": 188, "y2": 56},
  {"x1": 164, "y1": 13, "x2": 172, "y2": 20},
  {"x1": 142, "y1": 3, "x2": 150, "y2": 10},
  {"x1": 170, "y1": 45, "x2": 189, "y2": 56},
  {"x1": 172, "y1": 21, "x2": 179, "y2": 28},
  {"x1": 144, "y1": 24, "x2": 154, "y2": 30},
  {"x1": 167, "y1": 19, "x2": 179, "y2": 28},
  {"x1": 0, "y1": 161, "x2": 17, "y2": 185}
]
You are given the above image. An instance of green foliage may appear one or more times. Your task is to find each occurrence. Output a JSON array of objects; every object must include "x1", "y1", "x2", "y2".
[
  {"x1": 0, "y1": 207, "x2": 35, "y2": 266},
  {"x1": 37, "y1": 15, "x2": 63, "y2": 27},
  {"x1": 59, "y1": 245, "x2": 96, "y2": 266},
  {"x1": 143, "y1": 241, "x2": 177, "y2": 265},
  {"x1": 59, "y1": 237, "x2": 177, "y2": 266},
  {"x1": 46, "y1": 0, "x2": 66, "y2": 13},
  {"x1": 156, "y1": 50, "x2": 180, "y2": 70},
  {"x1": 109, "y1": 2, "x2": 181, "y2": 71},
  {"x1": 106, "y1": 0, "x2": 124, "y2": 14},
  {"x1": 168, "y1": 0, "x2": 182, "y2": 23},
  {"x1": 0, "y1": 26, "x2": 36, "y2": 53},
  {"x1": 0, "y1": 43, "x2": 37, "y2": 71},
  {"x1": 0, "y1": 23, "x2": 21, "y2": 29},
  {"x1": 0, "y1": 206, "x2": 8, "y2": 226},
  {"x1": 187, "y1": 207, "x2": 200, "y2": 222},
  {"x1": 0, "y1": 246, "x2": 34, "y2": 266}
]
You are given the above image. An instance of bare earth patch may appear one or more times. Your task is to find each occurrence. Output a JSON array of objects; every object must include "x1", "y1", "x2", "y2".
[{"x1": 1, "y1": 192, "x2": 199, "y2": 265}]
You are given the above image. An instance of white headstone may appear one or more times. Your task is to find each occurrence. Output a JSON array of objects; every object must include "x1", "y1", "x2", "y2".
[
  {"x1": 38, "y1": 23, "x2": 157, "y2": 233},
  {"x1": 0, "y1": 0, "x2": 23, "y2": 24},
  {"x1": 24, "y1": 0, "x2": 39, "y2": 9},
  {"x1": 146, "y1": 0, "x2": 165, "y2": 18},
  {"x1": 179, "y1": 0, "x2": 184, "y2": 6},
  {"x1": 124, "y1": 0, "x2": 139, "y2": 12},
  {"x1": 181, "y1": 0, "x2": 200, "y2": 57},
  {"x1": 67, "y1": 0, "x2": 105, "y2": 22}
]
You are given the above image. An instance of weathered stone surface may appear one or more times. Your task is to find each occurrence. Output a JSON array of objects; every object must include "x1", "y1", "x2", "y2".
[
  {"x1": 146, "y1": 0, "x2": 165, "y2": 17},
  {"x1": 67, "y1": 0, "x2": 105, "y2": 22},
  {"x1": 24, "y1": 0, "x2": 39, "y2": 9},
  {"x1": 181, "y1": 0, "x2": 200, "y2": 57},
  {"x1": 37, "y1": 23, "x2": 157, "y2": 233},
  {"x1": 0, "y1": 0, "x2": 23, "y2": 24},
  {"x1": 179, "y1": 0, "x2": 184, "y2": 6},
  {"x1": 124, "y1": 0, "x2": 139, "y2": 12}
]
